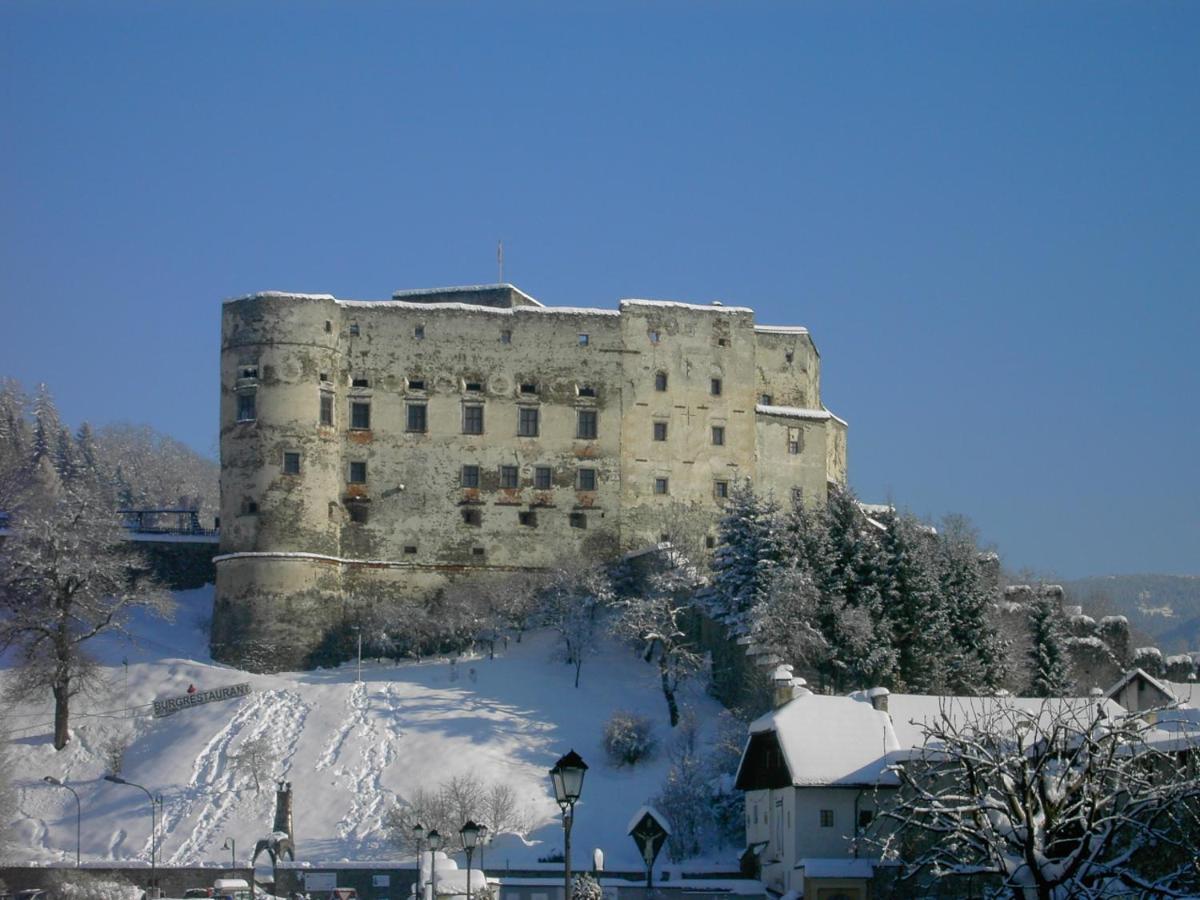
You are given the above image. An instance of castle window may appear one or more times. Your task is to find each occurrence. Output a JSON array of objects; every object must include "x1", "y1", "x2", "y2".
[
  {"x1": 648, "y1": 329, "x2": 661, "y2": 344},
  {"x1": 347, "y1": 502, "x2": 368, "y2": 524},
  {"x1": 705, "y1": 535, "x2": 716, "y2": 549},
  {"x1": 320, "y1": 392, "x2": 334, "y2": 426},
  {"x1": 236, "y1": 391, "x2": 256, "y2": 422},
  {"x1": 792, "y1": 486, "x2": 803, "y2": 506},
  {"x1": 569, "y1": 512, "x2": 587, "y2": 529},
  {"x1": 653, "y1": 421, "x2": 668, "y2": 442},
  {"x1": 713, "y1": 480, "x2": 729, "y2": 500},
  {"x1": 500, "y1": 329, "x2": 512, "y2": 344},
  {"x1": 718, "y1": 337, "x2": 730, "y2": 347},
  {"x1": 282, "y1": 451, "x2": 301, "y2": 476},
  {"x1": 578, "y1": 333, "x2": 589, "y2": 346},
  {"x1": 461, "y1": 465, "x2": 480, "y2": 488},
  {"x1": 819, "y1": 809, "x2": 834, "y2": 828},
  {"x1": 319, "y1": 372, "x2": 330, "y2": 383},
  {"x1": 240, "y1": 498, "x2": 258, "y2": 515},
  {"x1": 785, "y1": 350, "x2": 794, "y2": 364},
  {"x1": 352, "y1": 376, "x2": 370, "y2": 388},
  {"x1": 761, "y1": 393, "x2": 774, "y2": 405},
  {"x1": 577, "y1": 468, "x2": 596, "y2": 491},
  {"x1": 788, "y1": 427, "x2": 802, "y2": 454},
  {"x1": 415, "y1": 324, "x2": 425, "y2": 340},
  {"x1": 654, "y1": 477, "x2": 669, "y2": 495},
  {"x1": 408, "y1": 378, "x2": 426, "y2": 391},
  {"x1": 404, "y1": 545, "x2": 418, "y2": 555},
  {"x1": 710, "y1": 378, "x2": 722, "y2": 396},
  {"x1": 350, "y1": 401, "x2": 371, "y2": 430},
  {"x1": 519, "y1": 382, "x2": 538, "y2": 395},
  {"x1": 472, "y1": 546, "x2": 486, "y2": 556},
  {"x1": 463, "y1": 404, "x2": 484, "y2": 435},
  {"x1": 465, "y1": 381, "x2": 483, "y2": 393},
  {"x1": 500, "y1": 465, "x2": 519, "y2": 489},
  {"x1": 576, "y1": 409, "x2": 598, "y2": 440},
  {"x1": 240, "y1": 365, "x2": 259, "y2": 379},
  {"x1": 349, "y1": 323, "x2": 360, "y2": 336},
  {"x1": 518, "y1": 407, "x2": 539, "y2": 437},
  {"x1": 654, "y1": 371, "x2": 668, "y2": 391},
  {"x1": 711, "y1": 425, "x2": 725, "y2": 446},
  {"x1": 578, "y1": 385, "x2": 596, "y2": 398},
  {"x1": 534, "y1": 466, "x2": 552, "y2": 490},
  {"x1": 348, "y1": 461, "x2": 367, "y2": 484},
  {"x1": 406, "y1": 403, "x2": 427, "y2": 433},
  {"x1": 462, "y1": 509, "x2": 481, "y2": 527},
  {"x1": 519, "y1": 510, "x2": 538, "y2": 527},
  {"x1": 325, "y1": 320, "x2": 332, "y2": 333}
]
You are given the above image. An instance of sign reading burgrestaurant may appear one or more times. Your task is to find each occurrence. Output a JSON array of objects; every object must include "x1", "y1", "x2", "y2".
[{"x1": 153, "y1": 683, "x2": 251, "y2": 717}]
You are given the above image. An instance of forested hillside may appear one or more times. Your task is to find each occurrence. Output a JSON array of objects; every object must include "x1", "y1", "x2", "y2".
[{"x1": 1064, "y1": 574, "x2": 1200, "y2": 654}]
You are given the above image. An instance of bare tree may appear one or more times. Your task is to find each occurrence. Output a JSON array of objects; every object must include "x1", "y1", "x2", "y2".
[
  {"x1": 385, "y1": 773, "x2": 531, "y2": 851},
  {"x1": 228, "y1": 733, "x2": 279, "y2": 795},
  {"x1": 542, "y1": 563, "x2": 613, "y2": 688},
  {"x1": 876, "y1": 699, "x2": 1200, "y2": 898}
]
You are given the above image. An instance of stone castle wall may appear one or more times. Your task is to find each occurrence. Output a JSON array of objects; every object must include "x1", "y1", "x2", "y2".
[{"x1": 214, "y1": 285, "x2": 848, "y2": 670}]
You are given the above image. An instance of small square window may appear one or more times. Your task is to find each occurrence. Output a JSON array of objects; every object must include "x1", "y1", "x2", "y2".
[
  {"x1": 348, "y1": 461, "x2": 367, "y2": 484},
  {"x1": 710, "y1": 378, "x2": 722, "y2": 396},
  {"x1": 319, "y1": 372, "x2": 330, "y2": 383},
  {"x1": 472, "y1": 546, "x2": 486, "y2": 556},
  {"x1": 352, "y1": 377, "x2": 370, "y2": 388},
  {"x1": 461, "y1": 465, "x2": 480, "y2": 488},
  {"x1": 406, "y1": 403, "x2": 427, "y2": 433},
  {"x1": 534, "y1": 466, "x2": 552, "y2": 490},
  {"x1": 577, "y1": 468, "x2": 596, "y2": 491},
  {"x1": 711, "y1": 425, "x2": 725, "y2": 446},
  {"x1": 648, "y1": 329, "x2": 661, "y2": 344},
  {"x1": 500, "y1": 329, "x2": 512, "y2": 344},
  {"x1": 717, "y1": 337, "x2": 730, "y2": 347},
  {"x1": 349, "y1": 323, "x2": 360, "y2": 336},
  {"x1": 283, "y1": 451, "x2": 301, "y2": 475},
  {"x1": 858, "y1": 809, "x2": 874, "y2": 828},
  {"x1": 463, "y1": 404, "x2": 484, "y2": 435},
  {"x1": 518, "y1": 407, "x2": 539, "y2": 437},
  {"x1": 660, "y1": 532, "x2": 670, "y2": 543},
  {"x1": 819, "y1": 809, "x2": 834, "y2": 828},
  {"x1": 761, "y1": 394, "x2": 774, "y2": 405},
  {"x1": 500, "y1": 465, "x2": 519, "y2": 489},
  {"x1": 351, "y1": 401, "x2": 371, "y2": 430},
  {"x1": 578, "y1": 333, "x2": 589, "y2": 346},
  {"x1": 655, "y1": 371, "x2": 668, "y2": 391},
  {"x1": 404, "y1": 545, "x2": 418, "y2": 554},
  {"x1": 653, "y1": 421, "x2": 668, "y2": 441},
  {"x1": 518, "y1": 510, "x2": 537, "y2": 527},
  {"x1": 237, "y1": 392, "x2": 256, "y2": 422},
  {"x1": 415, "y1": 324, "x2": 425, "y2": 340},
  {"x1": 578, "y1": 385, "x2": 596, "y2": 398},
  {"x1": 462, "y1": 509, "x2": 481, "y2": 527},
  {"x1": 569, "y1": 512, "x2": 587, "y2": 529},
  {"x1": 241, "y1": 498, "x2": 258, "y2": 515},
  {"x1": 705, "y1": 535, "x2": 716, "y2": 549},
  {"x1": 320, "y1": 393, "x2": 333, "y2": 426},
  {"x1": 576, "y1": 409, "x2": 598, "y2": 440},
  {"x1": 240, "y1": 365, "x2": 259, "y2": 379},
  {"x1": 654, "y1": 477, "x2": 669, "y2": 495},
  {"x1": 408, "y1": 378, "x2": 426, "y2": 391},
  {"x1": 465, "y1": 381, "x2": 483, "y2": 393},
  {"x1": 520, "y1": 382, "x2": 538, "y2": 395},
  {"x1": 714, "y1": 480, "x2": 729, "y2": 499},
  {"x1": 347, "y1": 502, "x2": 368, "y2": 524}
]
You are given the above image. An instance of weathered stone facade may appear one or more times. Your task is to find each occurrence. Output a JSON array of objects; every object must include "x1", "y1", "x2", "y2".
[{"x1": 213, "y1": 284, "x2": 848, "y2": 669}]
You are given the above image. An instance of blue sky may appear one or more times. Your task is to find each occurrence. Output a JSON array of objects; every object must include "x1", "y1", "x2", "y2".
[{"x1": 1, "y1": 2, "x2": 1197, "y2": 578}]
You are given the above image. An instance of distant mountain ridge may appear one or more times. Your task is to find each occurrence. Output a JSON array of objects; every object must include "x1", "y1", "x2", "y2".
[{"x1": 1064, "y1": 574, "x2": 1200, "y2": 655}]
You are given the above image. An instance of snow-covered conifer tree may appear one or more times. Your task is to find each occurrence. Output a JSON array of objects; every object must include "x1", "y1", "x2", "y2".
[
  {"x1": 1027, "y1": 593, "x2": 1072, "y2": 697},
  {"x1": 936, "y1": 515, "x2": 1007, "y2": 693},
  {"x1": 879, "y1": 511, "x2": 949, "y2": 693},
  {"x1": 709, "y1": 481, "x2": 781, "y2": 625}
]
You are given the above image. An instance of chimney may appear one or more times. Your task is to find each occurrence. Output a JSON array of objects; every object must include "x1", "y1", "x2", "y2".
[
  {"x1": 867, "y1": 686, "x2": 890, "y2": 713},
  {"x1": 772, "y1": 664, "x2": 796, "y2": 709}
]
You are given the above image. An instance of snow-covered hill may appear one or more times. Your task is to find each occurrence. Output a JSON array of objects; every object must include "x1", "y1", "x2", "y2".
[{"x1": 2, "y1": 587, "x2": 733, "y2": 873}]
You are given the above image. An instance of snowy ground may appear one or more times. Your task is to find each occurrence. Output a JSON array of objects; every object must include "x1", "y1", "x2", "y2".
[{"x1": 2, "y1": 587, "x2": 736, "y2": 874}]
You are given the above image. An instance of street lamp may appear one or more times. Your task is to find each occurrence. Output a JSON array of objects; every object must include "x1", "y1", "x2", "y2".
[
  {"x1": 460, "y1": 820, "x2": 481, "y2": 900},
  {"x1": 42, "y1": 777, "x2": 81, "y2": 868},
  {"x1": 477, "y1": 824, "x2": 489, "y2": 885},
  {"x1": 105, "y1": 775, "x2": 160, "y2": 897},
  {"x1": 548, "y1": 750, "x2": 588, "y2": 900},
  {"x1": 427, "y1": 829, "x2": 443, "y2": 900},
  {"x1": 412, "y1": 823, "x2": 425, "y2": 897},
  {"x1": 222, "y1": 836, "x2": 236, "y2": 869}
]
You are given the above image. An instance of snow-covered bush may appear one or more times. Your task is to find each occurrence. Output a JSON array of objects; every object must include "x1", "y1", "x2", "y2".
[
  {"x1": 1166, "y1": 654, "x2": 1196, "y2": 682},
  {"x1": 571, "y1": 873, "x2": 602, "y2": 900},
  {"x1": 603, "y1": 710, "x2": 656, "y2": 766},
  {"x1": 1133, "y1": 645, "x2": 1165, "y2": 678},
  {"x1": 47, "y1": 871, "x2": 141, "y2": 900}
]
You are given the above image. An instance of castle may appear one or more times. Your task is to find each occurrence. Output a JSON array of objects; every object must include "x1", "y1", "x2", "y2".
[{"x1": 212, "y1": 284, "x2": 848, "y2": 670}]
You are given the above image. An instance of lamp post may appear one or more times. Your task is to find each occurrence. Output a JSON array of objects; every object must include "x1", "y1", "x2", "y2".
[
  {"x1": 548, "y1": 750, "x2": 588, "y2": 900},
  {"x1": 413, "y1": 823, "x2": 425, "y2": 898},
  {"x1": 42, "y1": 777, "x2": 81, "y2": 868},
  {"x1": 427, "y1": 829, "x2": 443, "y2": 900},
  {"x1": 222, "y1": 836, "x2": 236, "y2": 869},
  {"x1": 460, "y1": 821, "x2": 481, "y2": 900},
  {"x1": 477, "y1": 824, "x2": 489, "y2": 886},
  {"x1": 104, "y1": 775, "x2": 159, "y2": 897}
]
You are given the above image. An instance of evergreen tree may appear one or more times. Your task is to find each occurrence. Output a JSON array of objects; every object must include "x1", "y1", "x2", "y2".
[
  {"x1": 710, "y1": 481, "x2": 781, "y2": 625},
  {"x1": 1027, "y1": 593, "x2": 1072, "y2": 697},
  {"x1": 936, "y1": 515, "x2": 1007, "y2": 693},
  {"x1": 779, "y1": 495, "x2": 835, "y2": 588},
  {"x1": 879, "y1": 511, "x2": 949, "y2": 693},
  {"x1": 29, "y1": 383, "x2": 61, "y2": 466}
]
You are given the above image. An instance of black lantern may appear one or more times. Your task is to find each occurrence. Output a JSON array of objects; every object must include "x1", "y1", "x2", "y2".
[{"x1": 548, "y1": 750, "x2": 588, "y2": 900}]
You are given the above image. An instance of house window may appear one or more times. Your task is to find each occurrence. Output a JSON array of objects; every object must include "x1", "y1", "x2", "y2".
[
  {"x1": 654, "y1": 477, "x2": 669, "y2": 495},
  {"x1": 461, "y1": 465, "x2": 480, "y2": 488},
  {"x1": 349, "y1": 322, "x2": 360, "y2": 336},
  {"x1": 408, "y1": 378, "x2": 426, "y2": 391},
  {"x1": 500, "y1": 465, "x2": 519, "y2": 489},
  {"x1": 576, "y1": 409, "x2": 598, "y2": 440},
  {"x1": 534, "y1": 466, "x2": 552, "y2": 490},
  {"x1": 347, "y1": 502, "x2": 368, "y2": 524},
  {"x1": 282, "y1": 451, "x2": 301, "y2": 475},
  {"x1": 320, "y1": 393, "x2": 334, "y2": 426},
  {"x1": 710, "y1": 377, "x2": 722, "y2": 396},
  {"x1": 404, "y1": 545, "x2": 418, "y2": 555},
  {"x1": 819, "y1": 809, "x2": 834, "y2": 828},
  {"x1": 518, "y1": 407, "x2": 539, "y2": 437},
  {"x1": 406, "y1": 403, "x2": 427, "y2": 433},
  {"x1": 705, "y1": 535, "x2": 716, "y2": 549},
  {"x1": 352, "y1": 376, "x2": 370, "y2": 388},
  {"x1": 569, "y1": 512, "x2": 587, "y2": 529},
  {"x1": 655, "y1": 371, "x2": 668, "y2": 391},
  {"x1": 236, "y1": 391, "x2": 256, "y2": 422},
  {"x1": 761, "y1": 393, "x2": 774, "y2": 405},
  {"x1": 348, "y1": 461, "x2": 367, "y2": 484},
  {"x1": 414, "y1": 324, "x2": 425, "y2": 340},
  {"x1": 500, "y1": 329, "x2": 512, "y2": 344},
  {"x1": 788, "y1": 427, "x2": 803, "y2": 455},
  {"x1": 711, "y1": 425, "x2": 725, "y2": 446},
  {"x1": 648, "y1": 329, "x2": 661, "y2": 343},
  {"x1": 519, "y1": 510, "x2": 537, "y2": 527},
  {"x1": 462, "y1": 509, "x2": 481, "y2": 526},
  {"x1": 463, "y1": 404, "x2": 484, "y2": 435},
  {"x1": 519, "y1": 382, "x2": 538, "y2": 395},
  {"x1": 653, "y1": 421, "x2": 668, "y2": 441},
  {"x1": 578, "y1": 385, "x2": 596, "y2": 398},
  {"x1": 350, "y1": 401, "x2": 371, "y2": 430},
  {"x1": 578, "y1": 333, "x2": 589, "y2": 346},
  {"x1": 577, "y1": 468, "x2": 596, "y2": 491},
  {"x1": 858, "y1": 810, "x2": 874, "y2": 828},
  {"x1": 714, "y1": 480, "x2": 729, "y2": 499}
]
